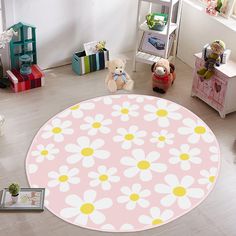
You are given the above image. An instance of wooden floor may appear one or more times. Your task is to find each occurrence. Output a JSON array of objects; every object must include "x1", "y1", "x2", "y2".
[{"x1": 0, "y1": 56, "x2": 236, "y2": 236}]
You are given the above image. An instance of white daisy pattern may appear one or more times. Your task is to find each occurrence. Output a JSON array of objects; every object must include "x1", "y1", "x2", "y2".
[
  {"x1": 48, "y1": 165, "x2": 80, "y2": 192},
  {"x1": 144, "y1": 99, "x2": 182, "y2": 127},
  {"x1": 198, "y1": 167, "x2": 218, "y2": 189},
  {"x1": 31, "y1": 144, "x2": 59, "y2": 163},
  {"x1": 28, "y1": 164, "x2": 38, "y2": 174},
  {"x1": 117, "y1": 184, "x2": 151, "y2": 210},
  {"x1": 94, "y1": 95, "x2": 121, "y2": 105},
  {"x1": 65, "y1": 136, "x2": 110, "y2": 168},
  {"x1": 41, "y1": 118, "x2": 73, "y2": 142},
  {"x1": 101, "y1": 224, "x2": 134, "y2": 231},
  {"x1": 209, "y1": 146, "x2": 220, "y2": 162},
  {"x1": 112, "y1": 101, "x2": 139, "y2": 121},
  {"x1": 155, "y1": 174, "x2": 205, "y2": 209},
  {"x1": 60, "y1": 190, "x2": 113, "y2": 225},
  {"x1": 127, "y1": 94, "x2": 154, "y2": 103},
  {"x1": 121, "y1": 149, "x2": 167, "y2": 182},
  {"x1": 80, "y1": 114, "x2": 112, "y2": 136},
  {"x1": 113, "y1": 126, "x2": 146, "y2": 150},
  {"x1": 178, "y1": 118, "x2": 214, "y2": 144},
  {"x1": 169, "y1": 144, "x2": 202, "y2": 171},
  {"x1": 139, "y1": 207, "x2": 174, "y2": 227},
  {"x1": 88, "y1": 166, "x2": 120, "y2": 191},
  {"x1": 26, "y1": 95, "x2": 220, "y2": 232},
  {"x1": 59, "y1": 102, "x2": 95, "y2": 119},
  {"x1": 150, "y1": 130, "x2": 175, "y2": 148}
]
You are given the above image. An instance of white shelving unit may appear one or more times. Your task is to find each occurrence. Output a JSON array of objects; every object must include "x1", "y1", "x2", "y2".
[{"x1": 133, "y1": 0, "x2": 182, "y2": 71}]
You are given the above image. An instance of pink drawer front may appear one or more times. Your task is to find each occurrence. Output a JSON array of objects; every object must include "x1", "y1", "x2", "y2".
[
  {"x1": 212, "y1": 77, "x2": 227, "y2": 105},
  {"x1": 193, "y1": 71, "x2": 227, "y2": 106}
]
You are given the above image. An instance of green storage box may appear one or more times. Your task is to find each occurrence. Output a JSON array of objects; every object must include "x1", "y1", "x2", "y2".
[{"x1": 72, "y1": 49, "x2": 109, "y2": 75}]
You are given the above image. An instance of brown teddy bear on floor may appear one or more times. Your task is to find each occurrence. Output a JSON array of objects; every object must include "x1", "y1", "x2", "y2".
[
  {"x1": 105, "y1": 59, "x2": 134, "y2": 93},
  {"x1": 151, "y1": 58, "x2": 176, "y2": 94}
]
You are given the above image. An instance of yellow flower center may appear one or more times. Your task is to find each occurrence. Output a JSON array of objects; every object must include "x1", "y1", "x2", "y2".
[
  {"x1": 180, "y1": 153, "x2": 190, "y2": 161},
  {"x1": 121, "y1": 108, "x2": 129, "y2": 114},
  {"x1": 81, "y1": 147, "x2": 94, "y2": 157},
  {"x1": 156, "y1": 109, "x2": 168, "y2": 117},
  {"x1": 124, "y1": 133, "x2": 135, "y2": 141},
  {"x1": 129, "y1": 193, "x2": 140, "y2": 201},
  {"x1": 194, "y1": 126, "x2": 206, "y2": 134},
  {"x1": 92, "y1": 122, "x2": 101, "y2": 129},
  {"x1": 70, "y1": 105, "x2": 80, "y2": 110},
  {"x1": 158, "y1": 135, "x2": 166, "y2": 142},
  {"x1": 58, "y1": 175, "x2": 68, "y2": 182},
  {"x1": 41, "y1": 150, "x2": 49, "y2": 156},
  {"x1": 137, "y1": 160, "x2": 150, "y2": 170},
  {"x1": 80, "y1": 203, "x2": 95, "y2": 215},
  {"x1": 209, "y1": 176, "x2": 215, "y2": 183},
  {"x1": 99, "y1": 174, "x2": 108, "y2": 182},
  {"x1": 152, "y1": 218, "x2": 163, "y2": 225},
  {"x1": 52, "y1": 127, "x2": 62, "y2": 134},
  {"x1": 173, "y1": 186, "x2": 187, "y2": 197}
]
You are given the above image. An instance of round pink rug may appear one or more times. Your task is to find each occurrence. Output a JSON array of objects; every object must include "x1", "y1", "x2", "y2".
[{"x1": 26, "y1": 94, "x2": 220, "y2": 232}]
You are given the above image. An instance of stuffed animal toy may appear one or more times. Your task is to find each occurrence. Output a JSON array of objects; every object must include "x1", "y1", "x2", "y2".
[
  {"x1": 151, "y1": 58, "x2": 176, "y2": 94},
  {"x1": 105, "y1": 59, "x2": 134, "y2": 93},
  {"x1": 197, "y1": 40, "x2": 225, "y2": 80}
]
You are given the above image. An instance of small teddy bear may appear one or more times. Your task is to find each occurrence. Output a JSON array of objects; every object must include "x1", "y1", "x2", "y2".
[
  {"x1": 105, "y1": 59, "x2": 134, "y2": 93},
  {"x1": 197, "y1": 40, "x2": 225, "y2": 80},
  {"x1": 151, "y1": 58, "x2": 176, "y2": 94}
]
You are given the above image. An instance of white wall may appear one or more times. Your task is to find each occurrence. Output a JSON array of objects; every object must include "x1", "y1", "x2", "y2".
[
  {"x1": 8, "y1": 0, "x2": 141, "y2": 69},
  {"x1": 177, "y1": 0, "x2": 236, "y2": 68}
]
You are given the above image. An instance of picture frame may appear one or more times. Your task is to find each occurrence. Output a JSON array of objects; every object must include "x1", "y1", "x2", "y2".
[
  {"x1": 0, "y1": 188, "x2": 45, "y2": 211},
  {"x1": 139, "y1": 32, "x2": 166, "y2": 57},
  {"x1": 83, "y1": 41, "x2": 99, "y2": 56},
  {"x1": 220, "y1": 0, "x2": 236, "y2": 18}
]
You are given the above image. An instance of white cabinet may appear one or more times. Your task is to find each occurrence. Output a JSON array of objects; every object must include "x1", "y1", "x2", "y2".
[
  {"x1": 133, "y1": 0, "x2": 182, "y2": 70},
  {"x1": 192, "y1": 53, "x2": 236, "y2": 118}
]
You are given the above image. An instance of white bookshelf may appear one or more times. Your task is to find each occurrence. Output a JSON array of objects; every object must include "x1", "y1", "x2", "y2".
[{"x1": 133, "y1": 0, "x2": 182, "y2": 71}]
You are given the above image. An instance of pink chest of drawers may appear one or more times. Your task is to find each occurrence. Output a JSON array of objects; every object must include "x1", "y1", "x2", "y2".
[{"x1": 191, "y1": 53, "x2": 236, "y2": 118}]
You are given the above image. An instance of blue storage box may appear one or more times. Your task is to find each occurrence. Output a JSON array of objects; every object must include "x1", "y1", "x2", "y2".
[{"x1": 72, "y1": 49, "x2": 109, "y2": 75}]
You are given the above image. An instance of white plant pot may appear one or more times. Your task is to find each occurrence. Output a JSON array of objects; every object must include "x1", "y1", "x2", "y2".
[
  {"x1": 11, "y1": 195, "x2": 19, "y2": 203},
  {"x1": 0, "y1": 115, "x2": 5, "y2": 136}
]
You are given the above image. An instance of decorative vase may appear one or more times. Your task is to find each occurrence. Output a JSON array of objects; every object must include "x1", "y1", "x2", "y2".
[{"x1": 11, "y1": 194, "x2": 19, "y2": 203}]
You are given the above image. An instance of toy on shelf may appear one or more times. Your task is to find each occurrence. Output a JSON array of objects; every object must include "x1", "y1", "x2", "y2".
[
  {"x1": 105, "y1": 59, "x2": 134, "y2": 93},
  {"x1": 151, "y1": 58, "x2": 176, "y2": 94},
  {"x1": 197, "y1": 40, "x2": 225, "y2": 80},
  {"x1": 6, "y1": 22, "x2": 45, "y2": 92}
]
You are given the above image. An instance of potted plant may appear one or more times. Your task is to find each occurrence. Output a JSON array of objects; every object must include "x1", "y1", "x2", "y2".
[
  {"x1": 146, "y1": 13, "x2": 167, "y2": 31},
  {"x1": 8, "y1": 183, "x2": 20, "y2": 203}
]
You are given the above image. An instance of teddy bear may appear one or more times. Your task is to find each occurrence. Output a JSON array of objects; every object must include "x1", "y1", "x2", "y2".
[
  {"x1": 105, "y1": 59, "x2": 134, "y2": 93},
  {"x1": 151, "y1": 58, "x2": 176, "y2": 94},
  {"x1": 197, "y1": 40, "x2": 225, "y2": 80}
]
